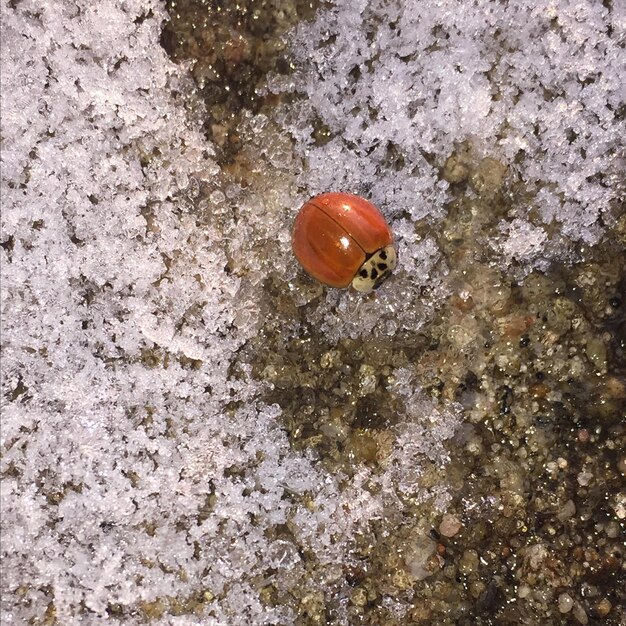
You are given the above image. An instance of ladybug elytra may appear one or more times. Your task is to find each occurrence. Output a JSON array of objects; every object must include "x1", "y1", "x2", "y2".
[{"x1": 292, "y1": 193, "x2": 397, "y2": 292}]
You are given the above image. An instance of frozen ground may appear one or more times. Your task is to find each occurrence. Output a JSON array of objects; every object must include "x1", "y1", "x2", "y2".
[{"x1": 1, "y1": 0, "x2": 625, "y2": 625}]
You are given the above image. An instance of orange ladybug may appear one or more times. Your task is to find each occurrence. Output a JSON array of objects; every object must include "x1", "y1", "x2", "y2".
[{"x1": 292, "y1": 193, "x2": 397, "y2": 292}]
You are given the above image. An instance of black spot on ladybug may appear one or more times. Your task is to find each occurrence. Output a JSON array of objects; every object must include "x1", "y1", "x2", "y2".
[
  {"x1": 371, "y1": 269, "x2": 379, "y2": 279},
  {"x1": 378, "y1": 263, "x2": 388, "y2": 271},
  {"x1": 360, "y1": 269, "x2": 368, "y2": 278},
  {"x1": 379, "y1": 250, "x2": 387, "y2": 260}
]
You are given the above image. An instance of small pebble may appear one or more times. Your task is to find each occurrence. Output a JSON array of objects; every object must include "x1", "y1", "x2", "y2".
[
  {"x1": 595, "y1": 598, "x2": 612, "y2": 617},
  {"x1": 573, "y1": 602, "x2": 588, "y2": 625},
  {"x1": 350, "y1": 588, "x2": 367, "y2": 607},
  {"x1": 556, "y1": 499, "x2": 576, "y2": 521},
  {"x1": 585, "y1": 336, "x2": 607, "y2": 371},
  {"x1": 558, "y1": 593, "x2": 574, "y2": 613},
  {"x1": 439, "y1": 513, "x2": 463, "y2": 537},
  {"x1": 458, "y1": 549, "x2": 479, "y2": 575},
  {"x1": 604, "y1": 521, "x2": 619, "y2": 539}
]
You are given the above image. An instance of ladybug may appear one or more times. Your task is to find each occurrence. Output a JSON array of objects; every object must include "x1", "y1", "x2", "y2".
[{"x1": 292, "y1": 192, "x2": 397, "y2": 292}]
